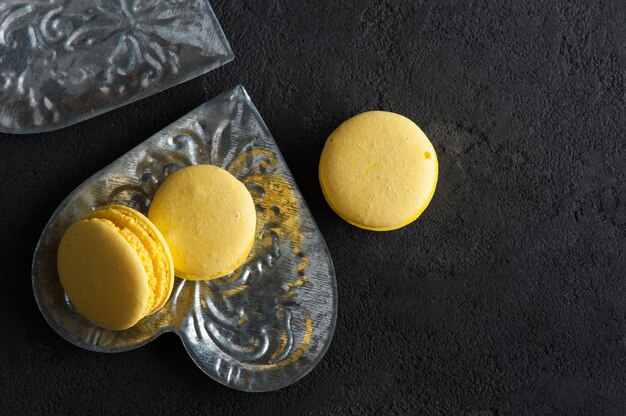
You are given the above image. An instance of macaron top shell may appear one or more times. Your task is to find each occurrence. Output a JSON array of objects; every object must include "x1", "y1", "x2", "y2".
[
  {"x1": 319, "y1": 111, "x2": 438, "y2": 231},
  {"x1": 57, "y1": 219, "x2": 151, "y2": 330},
  {"x1": 148, "y1": 165, "x2": 257, "y2": 280}
]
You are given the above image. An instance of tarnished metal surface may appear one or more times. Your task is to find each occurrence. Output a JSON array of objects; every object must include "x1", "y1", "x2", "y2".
[
  {"x1": 0, "y1": 0, "x2": 232, "y2": 134},
  {"x1": 32, "y1": 86, "x2": 337, "y2": 392}
]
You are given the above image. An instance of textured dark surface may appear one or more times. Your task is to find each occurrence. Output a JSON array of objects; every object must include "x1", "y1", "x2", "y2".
[{"x1": 1, "y1": 0, "x2": 625, "y2": 414}]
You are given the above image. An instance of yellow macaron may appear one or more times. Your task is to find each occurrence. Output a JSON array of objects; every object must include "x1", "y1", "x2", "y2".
[
  {"x1": 319, "y1": 111, "x2": 438, "y2": 231},
  {"x1": 57, "y1": 205, "x2": 175, "y2": 331},
  {"x1": 148, "y1": 165, "x2": 257, "y2": 280}
]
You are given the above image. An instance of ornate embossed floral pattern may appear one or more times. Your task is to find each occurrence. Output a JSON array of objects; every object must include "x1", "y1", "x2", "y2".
[
  {"x1": 32, "y1": 87, "x2": 337, "y2": 392},
  {"x1": 0, "y1": 0, "x2": 232, "y2": 133},
  {"x1": 107, "y1": 126, "x2": 313, "y2": 367}
]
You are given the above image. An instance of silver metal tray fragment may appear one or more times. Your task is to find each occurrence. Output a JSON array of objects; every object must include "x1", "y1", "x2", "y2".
[
  {"x1": 32, "y1": 86, "x2": 337, "y2": 392},
  {"x1": 0, "y1": 0, "x2": 233, "y2": 134}
]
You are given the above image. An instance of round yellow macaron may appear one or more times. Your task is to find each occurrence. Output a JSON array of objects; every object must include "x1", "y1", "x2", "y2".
[
  {"x1": 319, "y1": 111, "x2": 438, "y2": 231},
  {"x1": 148, "y1": 165, "x2": 257, "y2": 280},
  {"x1": 57, "y1": 205, "x2": 175, "y2": 331}
]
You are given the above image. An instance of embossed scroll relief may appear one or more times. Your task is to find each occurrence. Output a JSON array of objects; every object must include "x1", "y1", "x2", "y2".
[{"x1": 0, "y1": 0, "x2": 232, "y2": 133}]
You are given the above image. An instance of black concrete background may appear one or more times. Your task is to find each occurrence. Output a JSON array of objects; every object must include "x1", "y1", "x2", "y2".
[{"x1": 1, "y1": 1, "x2": 625, "y2": 414}]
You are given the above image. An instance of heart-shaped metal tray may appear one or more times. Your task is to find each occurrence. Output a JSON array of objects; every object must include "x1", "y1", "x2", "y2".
[
  {"x1": 0, "y1": 0, "x2": 233, "y2": 134},
  {"x1": 32, "y1": 85, "x2": 337, "y2": 392}
]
